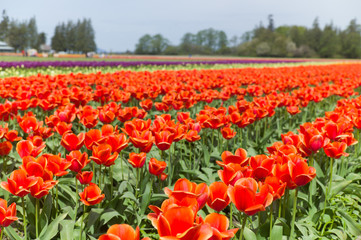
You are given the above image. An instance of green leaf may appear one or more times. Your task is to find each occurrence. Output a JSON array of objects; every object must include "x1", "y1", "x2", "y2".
[
  {"x1": 330, "y1": 180, "x2": 352, "y2": 197},
  {"x1": 100, "y1": 208, "x2": 120, "y2": 225},
  {"x1": 5, "y1": 225, "x2": 23, "y2": 240},
  {"x1": 243, "y1": 227, "x2": 257, "y2": 240},
  {"x1": 60, "y1": 220, "x2": 75, "y2": 240},
  {"x1": 338, "y1": 211, "x2": 361, "y2": 236},
  {"x1": 270, "y1": 221, "x2": 283, "y2": 240},
  {"x1": 140, "y1": 181, "x2": 152, "y2": 215},
  {"x1": 202, "y1": 144, "x2": 210, "y2": 166},
  {"x1": 39, "y1": 212, "x2": 68, "y2": 240}
]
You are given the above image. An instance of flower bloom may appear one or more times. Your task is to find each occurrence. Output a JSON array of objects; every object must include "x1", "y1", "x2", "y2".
[
  {"x1": 207, "y1": 182, "x2": 230, "y2": 212},
  {"x1": 79, "y1": 183, "x2": 105, "y2": 206},
  {"x1": 227, "y1": 177, "x2": 273, "y2": 216},
  {"x1": 1, "y1": 169, "x2": 38, "y2": 197},
  {"x1": 204, "y1": 213, "x2": 238, "y2": 240},
  {"x1": 0, "y1": 198, "x2": 18, "y2": 227},
  {"x1": 60, "y1": 132, "x2": 85, "y2": 151},
  {"x1": 128, "y1": 152, "x2": 147, "y2": 168},
  {"x1": 98, "y1": 224, "x2": 151, "y2": 240},
  {"x1": 91, "y1": 143, "x2": 119, "y2": 167},
  {"x1": 76, "y1": 171, "x2": 93, "y2": 185},
  {"x1": 148, "y1": 158, "x2": 167, "y2": 176},
  {"x1": 66, "y1": 151, "x2": 90, "y2": 173},
  {"x1": 323, "y1": 142, "x2": 349, "y2": 159}
]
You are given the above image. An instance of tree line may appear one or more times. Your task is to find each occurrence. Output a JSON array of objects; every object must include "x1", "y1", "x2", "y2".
[
  {"x1": 0, "y1": 10, "x2": 96, "y2": 53},
  {"x1": 0, "y1": 10, "x2": 46, "y2": 51},
  {"x1": 135, "y1": 16, "x2": 361, "y2": 58}
]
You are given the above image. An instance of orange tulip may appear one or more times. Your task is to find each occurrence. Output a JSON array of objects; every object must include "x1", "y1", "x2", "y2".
[
  {"x1": 61, "y1": 132, "x2": 85, "y2": 151},
  {"x1": 16, "y1": 140, "x2": 45, "y2": 158},
  {"x1": 46, "y1": 154, "x2": 71, "y2": 177},
  {"x1": 288, "y1": 155, "x2": 316, "y2": 188},
  {"x1": 207, "y1": 182, "x2": 230, "y2": 212},
  {"x1": 0, "y1": 141, "x2": 12, "y2": 156},
  {"x1": 98, "y1": 224, "x2": 151, "y2": 240},
  {"x1": 227, "y1": 178, "x2": 273, "y2": 216},
  {"x1": 1, "y1": 169, "x2": 38, "y2": 197},
  {"x1": 0, "y1": 198, "x2": 18, "y2": 227},
  {"x1": 154, "y1": 130, "x2": 174, "y2": 151},
  {"x1": 91, "y1": 143, "x2": 119, "y2": 167},
  {"x1": 148, "y1": 206, "x2": 212, "y2": 239},
  {"x1": 76, "y1": 171, "x2": 93, "y2": 185},
  {"x1": 221, "y1": 127, "x2": 237, "y2": 140},
  {"x1": 149, "y1": 158, "x2": 167, "y2": 176},
  {"x1": 79, "y1": 183, "x2": 105, "y2": 206},
  {"x1": 66, "y1": 151, "x2": 90, "y2": 173},
  {"x1": 204, "y1": 213, "x2": 238, "y2": 240},
  {"x1": 323, "y1": 142, "x2": 349, "y2": 159},
  {"x1": 128, "y1": 152, "x2": 146, "y2": 168},
  {"x1": 164, "y1": 178, "x2": 209, "y2": 211},
  {"x1": 218, "y1": 148, "x2": 248, "y2": 166},
  {"x1": 30, "y1": 177, "x2": 58, "y2": 199}
]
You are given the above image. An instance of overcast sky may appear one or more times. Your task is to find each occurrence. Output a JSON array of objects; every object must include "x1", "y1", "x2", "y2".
[{"x1": 2, "y1": 0, "x2": 361, "y2": 52}]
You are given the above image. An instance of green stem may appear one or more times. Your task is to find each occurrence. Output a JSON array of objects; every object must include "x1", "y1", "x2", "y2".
[
  {"x1": 230, "y1": 204, "x2": 233, "y2": 228},
  {"x1": 278, "y1": 198, "x2": 282, "y2": 218},
  {"x1": 270, "y1": 202, "x2": 273, "y2": 235},
  {"x1": 80, "y1": 205, "x2": 86, "y2": 240},
  {"x1": 75, "y1": 177, "x2": 78, "y2": 220},
  {"x1": 168, "y1": 148, "x2": 172, "y2": 185},
  {"x1": 0, "y1": 227, "x2": 3, "y2": 240},
  {"x1": 56, "y1": 178, "x2": 59, "y2": 217},
  {"x1": 290, "y1": 188, "x2": 299, "y2": 240},
  {"x1": 135, "y1": 168, "x2": 140, "y2": 199},
  {"x1": 92, "y1": 161, "x2": 96, "y2": 183},
  {"x1": 321, "y1": 157, "x2": 334, "y2": 220},
  {"x1": 22, "y1": 197, "x2": 27, "y2": 240},
  {"x1": 120, "y1": 152, "x2": 123, "y2": 180},
  {"x1": 239, "y1": 214, "x2": 248, "y2": 240},
  {"x1": 35, "y1": 198, "x2": 39, "y2": 239},
  {"x1": 98, "y1": 165, "x2": 102, "y2": 188},
  {"x1": 110, "y1": 166, "x2": 113, "y2": 201}
]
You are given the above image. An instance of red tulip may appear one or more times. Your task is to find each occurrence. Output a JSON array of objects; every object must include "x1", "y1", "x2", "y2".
[
  {"x1": 221, "y1": 127, "x2": 237, "y2": 140},
  {"x1": 227, "y1": 178, "x2": 273, "y2": 216},
  {"x1": 61, "y1": 132, "x2": 85, "y2": 151},
  {"x1": 16, "y1": 140, "x2": 45, "y2": 158},
  {"x1": 0, "y1": 198, "x2": 18, "y2": 227},
  {"x1": 76, "y1": 171, "x2": 93, "y2": 185},
  {"x1": 91, "y1": 143, "x2": 119, "y2": 167},
  {"x1": 79, "y1": 183, "x2": 105, "y2": 206},
  {"x1": 207, "y1": 182, "x2": 230, "y2": 212},
  {"x1": 98, "y1": 224, "x2": 151, "y2": 240},
  {"x1": 323, "y1": 142, "x2": 349, "y2": 159},
  {"x1": 218, "y1": 148, "x2": 248, "y2": 166},
  {"x1": 149, "y1": 158, "x2": 167, "y2": 176},
  {"x1": 204, "y1": 213, "x2": 238, "y2": 240},
  {"x1": 164, "y1": 178, "x2": 209, "y2": 211},
  {"x1": 0, "y1": 141, "x2": 12, "y2": 156},
  {"x1": 30, "y1": 177, "x2": 58, "y2": 199},
  {"x1": 66, "y1": 151, "x2": 90, "y2": 173},
  {"x1": 128, "y1": 152, "x2": 146, "y2": 168},
  {"x1": 148, "y1": 206, "x2": 212, "y2": 239},
  {"x1": 154, "y1": 130, "x2": 174, "y2": 151},
  {"x1": 1, "y1": 169, "x2": 38, "y2": 197},
  {"x1": 288, "y1": 155, "x2": 316, "y2": 187}
]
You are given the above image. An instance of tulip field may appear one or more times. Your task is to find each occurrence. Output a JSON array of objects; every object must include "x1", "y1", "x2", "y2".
[{"x1": 0, "y1": 60, "x2": 361, "y2": 240}]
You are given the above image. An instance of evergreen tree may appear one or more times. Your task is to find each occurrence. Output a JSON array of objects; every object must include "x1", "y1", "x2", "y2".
[
  {"x1": 340, "y1": 19, "x2": 361, "y2": 58},
  {"x1": 27, "y1": 17, "x2": 38, "y2": 49},
  {"x1": 0, "y1": 10, "x2": 9, "y2": 41}
]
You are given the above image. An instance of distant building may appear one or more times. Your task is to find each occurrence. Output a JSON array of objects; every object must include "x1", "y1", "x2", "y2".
[
  {"x1": 40, "y1": 44, "x2": 51, "y2": 53},
  {"x1": 0, "y1": 41, "x2": 14, "y2": 52}
]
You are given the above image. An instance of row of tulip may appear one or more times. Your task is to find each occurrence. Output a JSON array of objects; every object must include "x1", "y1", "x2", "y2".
[
  {"x1": 0, "y1": 63, "x2": 360, "y2": 239},
  {"x1": 0, "y1": 59, "x2": 306, "y2": 69}
]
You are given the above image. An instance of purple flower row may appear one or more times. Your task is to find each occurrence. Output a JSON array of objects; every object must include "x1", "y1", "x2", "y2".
[{"x1": 0, "y1": 59, "x2": 305, "y2": 69}]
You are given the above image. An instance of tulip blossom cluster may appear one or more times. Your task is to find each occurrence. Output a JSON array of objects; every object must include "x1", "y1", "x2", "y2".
[{"x1": 0, "y1": 63, "x2": 361, "y2": 239}]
